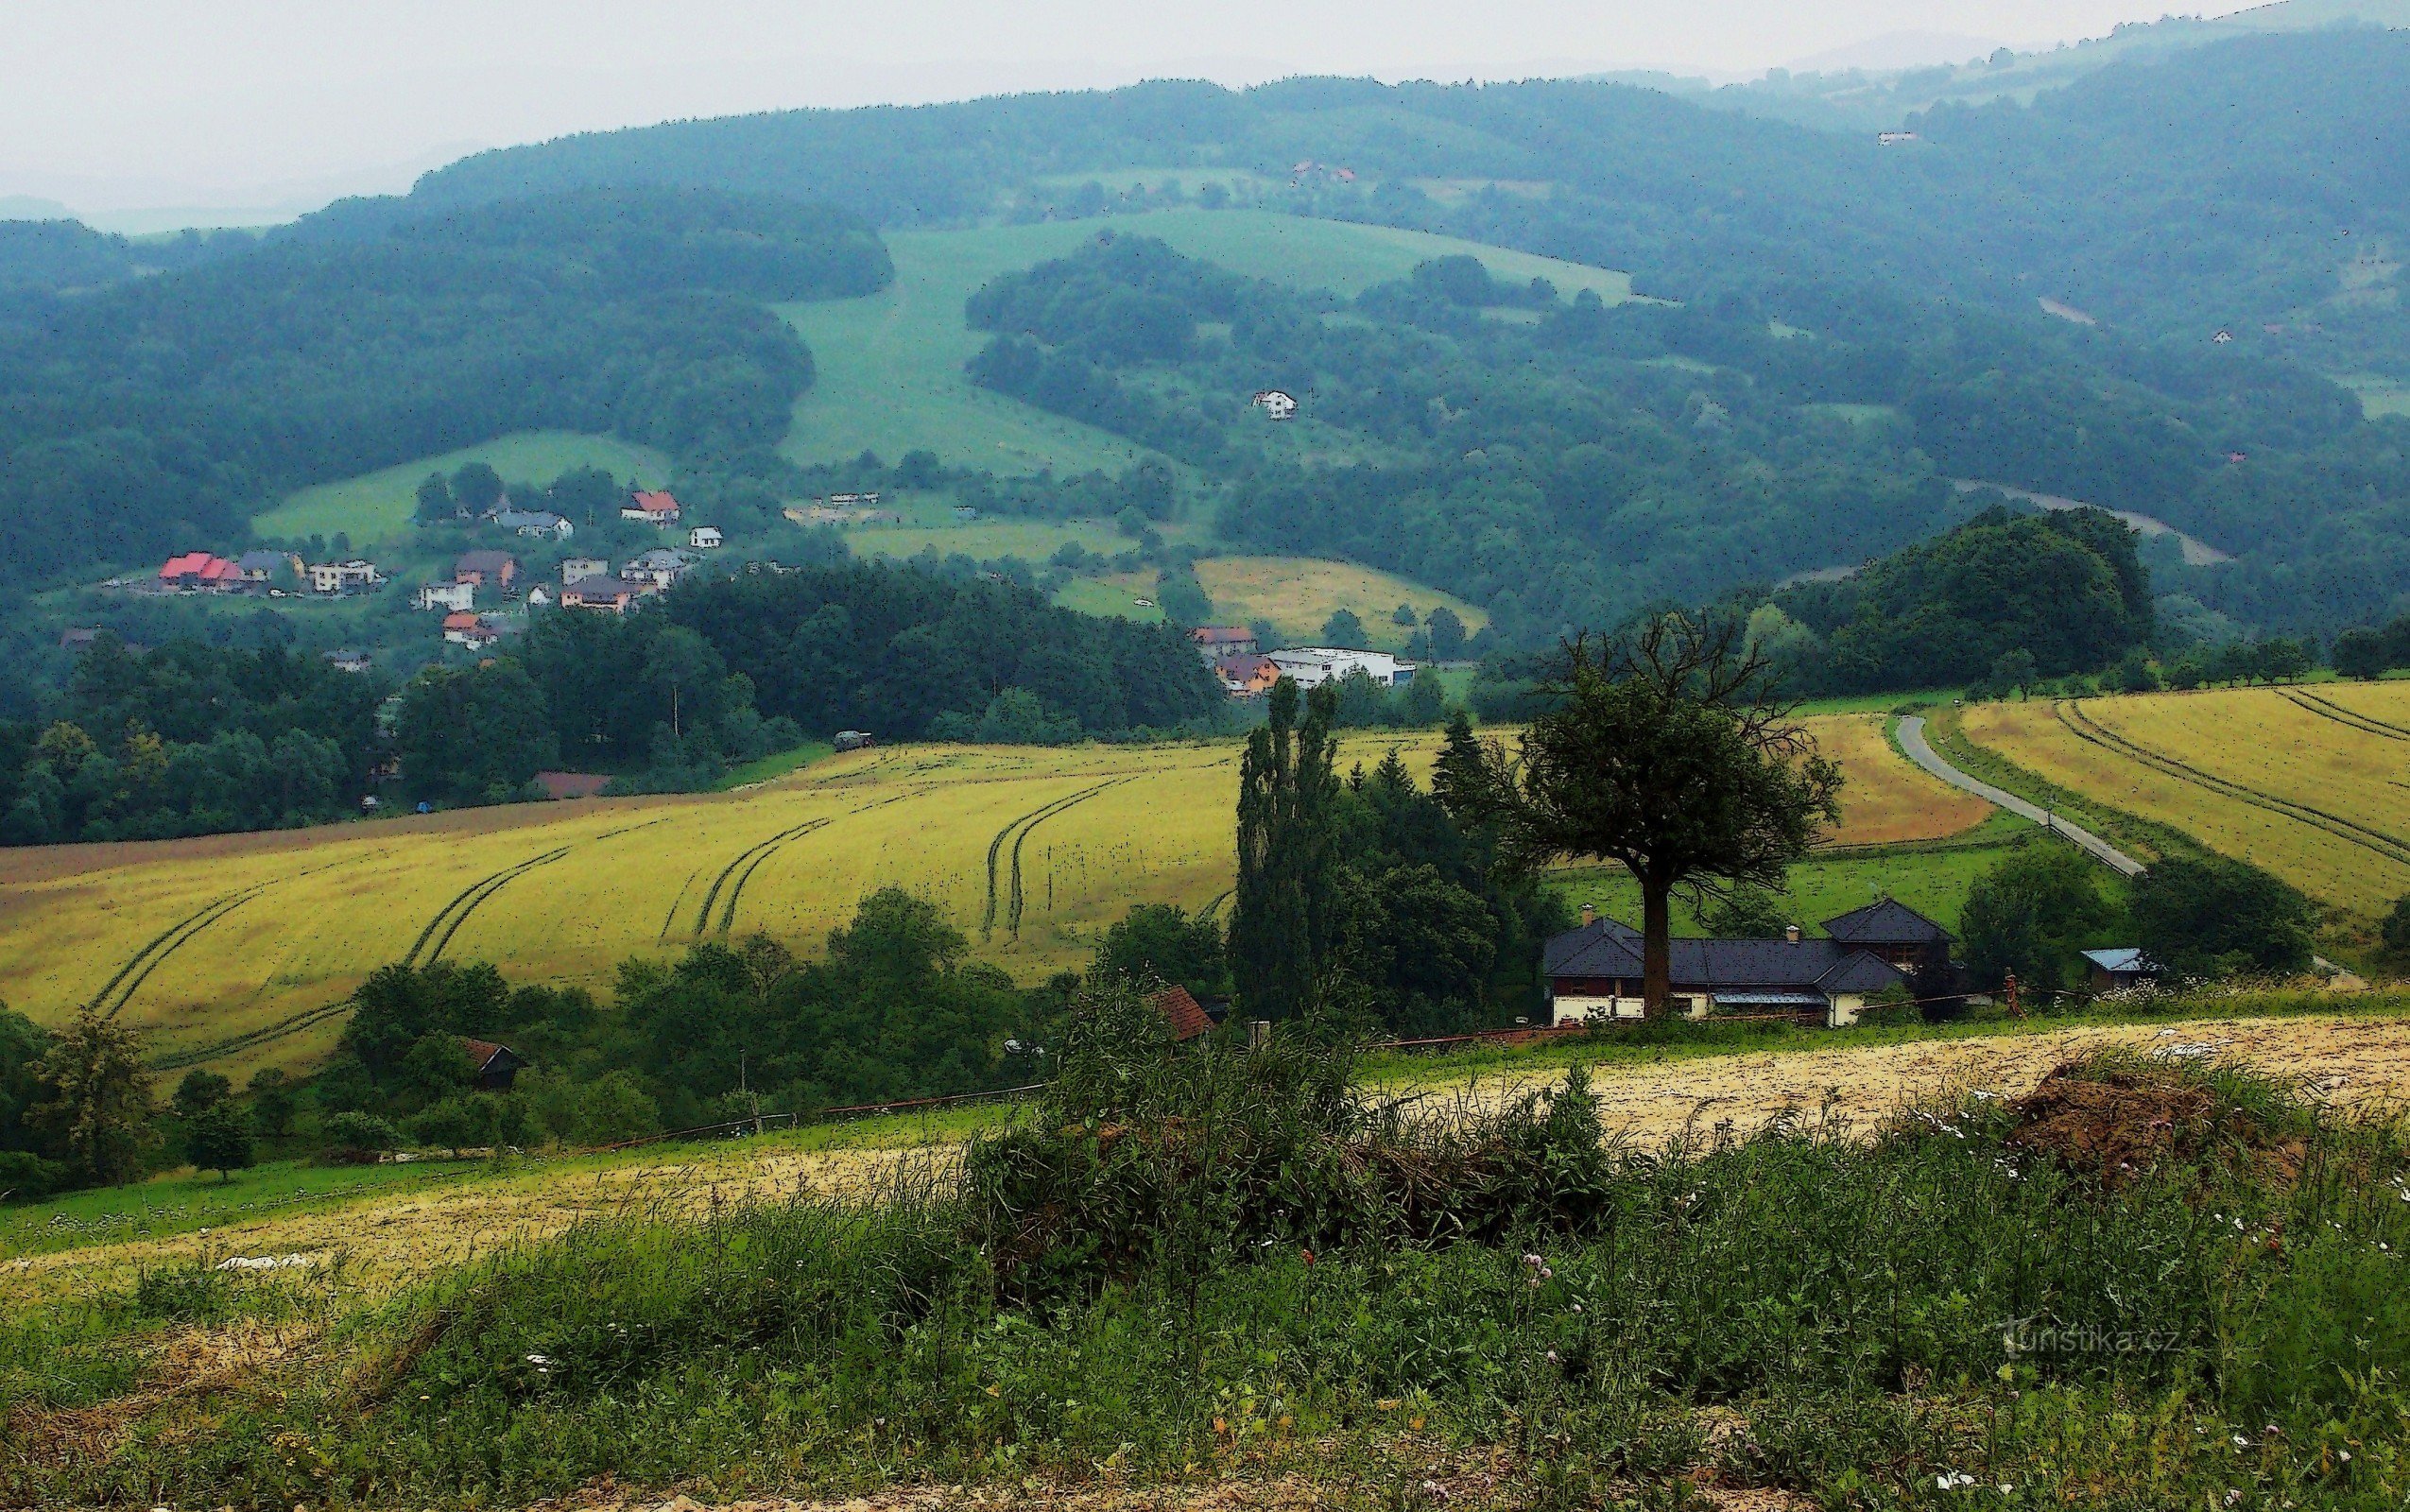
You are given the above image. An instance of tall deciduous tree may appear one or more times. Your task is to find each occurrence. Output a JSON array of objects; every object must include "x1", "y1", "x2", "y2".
[
  {"x1": 29, "y1": 1008, "x2": 156, "y2": 1186},
  {"x1": 1437, "y1": 616, "x2": 1843, "y2": 1017},
  {"x1": 1231, "y1": 679, "x2": 1339, "y2": 1021}
]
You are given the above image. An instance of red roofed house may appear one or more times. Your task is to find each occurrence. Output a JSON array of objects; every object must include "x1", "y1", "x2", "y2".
[
  {"x1": 159, "y1": 553, "x2": 244, "y2": 592},
  {"x1": 621, "y1": 490, "x2": 682, "y2": 524},
  {"x1": 1150, "y1": 984, "x2": 1214, "y2": 1042},
  {"x1": 1186, "y1": 625, "x2": 1257, "y2": 662},
  {"x1": 442, "y1": 611, "x2": 501, "y2": 647}
]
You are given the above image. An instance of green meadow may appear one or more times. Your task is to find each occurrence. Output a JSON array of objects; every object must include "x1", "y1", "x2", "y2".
[
  {"x1": 774, "y1": 209, "x2": 1641, "y2": 472},
  {"x1": 254, "y1": 431, "x2": 671, "y2": 546}
]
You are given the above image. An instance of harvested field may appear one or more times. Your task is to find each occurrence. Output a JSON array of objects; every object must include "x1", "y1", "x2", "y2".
[
  {"x1": 1418, "y1": 1011, "x2": 2410, "y2": 1145},
  {"x1": 1801, "y1": 713, "x2": 1991, "y2": 845},
  {"x1": 1957, "y1": 683, "x2": 2410, "y2": 912},
  {"x1": 0, "y1": 721, "x2": 1944, "y2": 1076}
]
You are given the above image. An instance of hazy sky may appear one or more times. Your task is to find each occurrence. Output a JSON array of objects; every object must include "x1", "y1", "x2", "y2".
[{"x1": 0, "y1": 0, "x2": 2245, "y2": 218}]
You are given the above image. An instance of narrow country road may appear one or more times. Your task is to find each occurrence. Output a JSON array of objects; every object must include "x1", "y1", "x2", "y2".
[{"x1": 1894, "y1": 715, "x2": 2145, "y2": 876}]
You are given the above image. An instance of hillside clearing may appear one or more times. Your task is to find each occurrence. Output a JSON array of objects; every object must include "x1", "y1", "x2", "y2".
[
  {"x1": 252, "y1": 431, "x2": 671, "y2": 547},
  {"x1": 1957, "y1": 682, "x2": 2410, "y2": 913},
  {"x1": 1193, "y1": 556, "x2": 1488, "y2": 649},
  {"x1": 774, "y1": 211, "x2": 1640, "y2": 473}
]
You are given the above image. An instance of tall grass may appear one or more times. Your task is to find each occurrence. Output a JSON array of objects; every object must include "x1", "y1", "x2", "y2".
[{"x1": 12, "y1": 987, "x2": 2410, "y2": 1508}]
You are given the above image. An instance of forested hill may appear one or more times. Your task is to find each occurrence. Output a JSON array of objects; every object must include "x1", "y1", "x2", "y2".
[
  {"x1": 403, "y1": 32, "x2": 2410, "y2": 363},
  {"x1": 0, "y1": 188, "x2": 888, "y2": 586}
]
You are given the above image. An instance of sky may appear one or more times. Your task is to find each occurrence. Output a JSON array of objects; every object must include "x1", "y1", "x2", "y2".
[{"x1": 0, "y1": 0, "x2": 2250, "y2": 223}]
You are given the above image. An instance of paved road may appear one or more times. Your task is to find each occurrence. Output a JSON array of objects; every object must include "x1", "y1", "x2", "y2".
[{"x1": 1895, "y1": 715, "x2": 2145, "y2": 876}]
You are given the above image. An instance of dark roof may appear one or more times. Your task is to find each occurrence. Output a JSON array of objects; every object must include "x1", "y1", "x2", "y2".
[
  {"x1": 458, "y1": 1037, "x2": 523, "y2": 1071},
  {"x1": 456, "y1": 550, "x2": 517, "y2": 574},
  {"x1": 1151, "y1": 984, "x2": 1214, "y2": 1041},
  {"x1": 1543, "y1": 917, "x2": 1904, "y2": 995},
  {"x1": 1821, "y1": 896, "x2": 1952, "y2": 947}
]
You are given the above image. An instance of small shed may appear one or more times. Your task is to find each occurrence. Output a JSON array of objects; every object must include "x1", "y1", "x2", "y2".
[
  {"x1": 2082, "y1": 948, "x2": 2159, "y2": 994},
  {"x1": 833, "y1": 730, "x2": 874, "y2": 752},
  {"x1": 459, "y1": 1037, "x2": 526, "y2": 1091},
  {"x1": 1150, "y1": 984, "x2": 1214, "y2": 1041}
]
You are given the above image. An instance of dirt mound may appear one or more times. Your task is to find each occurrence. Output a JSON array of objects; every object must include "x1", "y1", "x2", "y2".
[{"x1": 2004, "y1": 1061, "x2": 2262, "y2": 1184}]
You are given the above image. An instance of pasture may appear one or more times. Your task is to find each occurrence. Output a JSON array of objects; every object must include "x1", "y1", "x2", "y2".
[
  {"x1": 1956, "y1": 682, "x2": 2410, "y2": 914},
  {"x1": 0, "y1": 714, "x2": 1968, "y2": 1078},
  {"x1": 774, "y1": 209, "x2": 1641, "y2": 472},
  {"x1": 252, "y1": 431, "x2": 670, "y2": 546},
  {"x1": 1193, "y1": 554, "x2": 1489, "y2": 649}
]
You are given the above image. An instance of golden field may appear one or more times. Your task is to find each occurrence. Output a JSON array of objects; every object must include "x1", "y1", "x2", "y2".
[
  {"x1": 1956, "y1": 681, "x2": 2410, "y2": 913},
  {"x1": 1192, "y1": 557, "x2": 1489, "y2": 651},
  {"x1": 0, "y1": 716, "x2": 1976, "y2": 1076}
]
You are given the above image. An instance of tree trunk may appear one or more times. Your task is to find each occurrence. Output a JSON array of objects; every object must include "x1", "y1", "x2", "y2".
[{"x1": 1641, "y1": 876, "x2": 1673, "y2": 1019}]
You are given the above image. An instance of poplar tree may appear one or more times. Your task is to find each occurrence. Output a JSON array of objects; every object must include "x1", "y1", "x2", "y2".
[{"x1": 1231, "y1": 678, "x2": 1339, "y2": 1021}]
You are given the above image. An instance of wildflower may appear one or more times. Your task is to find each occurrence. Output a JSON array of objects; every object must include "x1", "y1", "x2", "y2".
[
  {"x1": 1544, "y1": 1349, "x2": 1559, "y2": 1365},
  {"x1": 1936, "y1": 1471, "x2": 1975, "y2": 1489},
  {"x1": 1522, "y1": 1253, "x2": 1544, "y2": 1268},
  {"x1": 1570, "y1": 1301, "x2": 1583, "y2": 1314},
  {"x1": 2232, "y1": 1435, "x2": 2251, "y2": 1449},
  {"x1": 1300, "y1": 1248, "x2": 1315, "y2": 1266}
]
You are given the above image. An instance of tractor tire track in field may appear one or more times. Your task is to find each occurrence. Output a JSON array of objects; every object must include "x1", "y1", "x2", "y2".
[
  {"x1": 151, "y1": 997, "x2": 359, "y2": 1073},
  {"x1": 692, "y1": 820, "x2": 824, "y2": 939},
  {"x1": 2056, "y1": 700, "x2": 2410, "y2": 868},
  {"x1": 715, "y1": 818, "x2": 832, "y2": 936},
  {"x1": 409, "y1": 817, "x2": 674, "y2": 967},
  {"x1": 980, "y1": 782, "x2": 1116, "y2": 939},
  {"x1": 86, "y1": 851, "x2": 387, "y2": 1020},
  {"x1": 1007, "y1": 781, "x2": 1127, "y2": 939},
  {"x1": 2281, "y1": 689, "x2": 2410, "y2": 743}
]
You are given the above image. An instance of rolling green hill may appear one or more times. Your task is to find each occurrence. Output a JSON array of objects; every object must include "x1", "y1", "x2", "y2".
[{"x1": 776, "y1": 209, "x2": 1642, "y2": 472}]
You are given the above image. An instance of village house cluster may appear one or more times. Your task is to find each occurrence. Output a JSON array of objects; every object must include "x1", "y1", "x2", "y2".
[{"x1": 1184, "y1": 625, "x2": 1419, "y2": 699}]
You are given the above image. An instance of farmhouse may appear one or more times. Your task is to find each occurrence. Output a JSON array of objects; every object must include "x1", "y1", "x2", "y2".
[
  {"x1": 1543, "y1": 907, "x2": 1906, "y2": 1028},
  {"x1": 494, "y1": 508, "x2": 574, "y2": 541},
  {"x1": 454, "y1": 550, "x2": 518, "y2": 590},
  {"x1": 441, "y1": 611, "x2": 500, "y2": 647},
  {"x1": 688, "y1": 525, "x2": 723, "y2": 550},
  {"x1": 234, "y1": 549, "x2": 300, "y2": 584},
  {"x1": 560, "y1": 557, "x2": 611, "y2": 585},
  {"x1": 1819, "y1": 897, "x2": 1954, "y2": 978},
  {"x1": 1265, "y1": 647, "x2": 1416, "y2": 689},
  {"x1": 308, "y1": 559, "x2": 383, "y2": 594},
  {"x1": 1151, "y1": 984, "x2": 1214, "y2": 1041},
  {"x1": 1187, "y1": 625, "x2": 1257, "y2": 662},
  {"x1": 623, "y1": 547, "x2": 697, "y2": 587},
  {"x1": 418, "y1": 581, "x2": 474, "y2": 612},
  {"x1": 561, "y1": 577, "x2": 646, "y2": 613},
  {"x1": 621, "y1": 489, "x2": 682, "y2": 524},
  {"x1": 159, "y1": 552, "x2": 244, "y2": 592},
  {"x1": 1215, "y1": 653, "x2": 1281, "y2": 697}
]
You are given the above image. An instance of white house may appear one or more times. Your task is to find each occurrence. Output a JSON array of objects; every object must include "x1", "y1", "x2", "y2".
[
  {"x1": 418, "y1": 581, "x2": 474, "y2": 613},
  {"x1": 622, "y1": 547, "x2": 696, "y2": 588},
  {"x1": 308, "y1": 559, "x2": 383, "y2": 594},
  {"x1": 688, "y1": 526, "x2": 723, "y2": 550},
  {"x1": 1251, "y1": 389, "x2": 1299, "y2": 421},
  {"x1": 1264, "y1": 647, "x2": 1417, "y2": 689},
  {"x1": 495, "y1": 508, "x2": 574, "y2": 541}
]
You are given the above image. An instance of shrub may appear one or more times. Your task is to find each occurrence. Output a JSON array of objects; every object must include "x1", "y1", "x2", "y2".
[{"x1": 322, "y1": 1109, "x2": 403, "y2": 1160}]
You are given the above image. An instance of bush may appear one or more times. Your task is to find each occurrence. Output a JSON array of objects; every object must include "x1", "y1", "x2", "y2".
[
  {"x1": 2130, "y1": 856, "x2": 2315, "y2": 978},
  {"x1": 323, "y1": 1109, "x2": 403, "y2": 1160},
  {"x1": 0, "y1": 1148, "x2": 69, "y2": 1202}
]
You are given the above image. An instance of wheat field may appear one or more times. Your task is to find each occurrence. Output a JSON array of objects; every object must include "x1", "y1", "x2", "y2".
[
  {"x1": 1957, "y1": 682, "x2": 2410, "y2": 913},
  {"x1": 0, "y1": 716, "x2": 1975, "y2": 1075}
]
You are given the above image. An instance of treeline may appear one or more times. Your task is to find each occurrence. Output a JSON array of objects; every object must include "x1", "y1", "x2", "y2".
[
  {"x1": 0, "y1": 186, "x2": 887, "y2": 585},
  {"x1": 0, "y1": 639, "x2": 387, "y2": 844}
]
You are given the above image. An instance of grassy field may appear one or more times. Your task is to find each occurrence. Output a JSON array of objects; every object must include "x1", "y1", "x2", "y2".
[
  {"x1": 1050, "y1": 570, "x2": 1163, "y2": 622},
  {"x1": 0, "y1": 715, "x2": 1964, "y2": 1079},
  {"x1": 2339, "y1": 371, "x2": 2410, "y2": 420},
  {"x1": 1957, "y1": 682, "x2": 2410, "y2": 914},
  {"x1": 251, "y1": 431, "x2": 671, "y2": 547},
  {"x1": 843, "y1": 514, "x2": 1132, "y2": 563},
  {"x1": 775, "y1": 209, "x2": 1639, "y2": 472},
  {"x1": 1194, "y1": 554, "x2": 1489, "y2": 649}
]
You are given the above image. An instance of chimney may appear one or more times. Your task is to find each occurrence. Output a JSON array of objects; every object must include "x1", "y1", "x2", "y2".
[
  {"x1": 1785, "y1": 923, "x2": 1801, "y2": 944},
  {"x1": 1580, "y1": 903, "x2": 1596, "y2": 928}
]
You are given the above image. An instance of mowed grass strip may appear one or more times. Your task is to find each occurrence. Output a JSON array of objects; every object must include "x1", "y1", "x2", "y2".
[
  {"x1": 252, "y1": 430, "x2": 671, "y2": 547},
  {"x1": 0, "y1": 721, "x2": 1949, "y2": 1073},
  {"x1": 1959, "y1": 683, "x2": 2410, "y2": 912}
]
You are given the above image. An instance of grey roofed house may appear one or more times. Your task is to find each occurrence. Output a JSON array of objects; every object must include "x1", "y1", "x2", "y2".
[
  {"x1": 494, "y1": 508, "x2": 572, "y2": 538},
  {"x1": 234, "y1": 549, "x2": 290, "y2": 578},
  {"x1": 1543, "y1": 914, "x2": 1904, "y2": 1027},
  {"x1": 1819, "y1": 896, "x2": 1954, "y2": 974}
]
